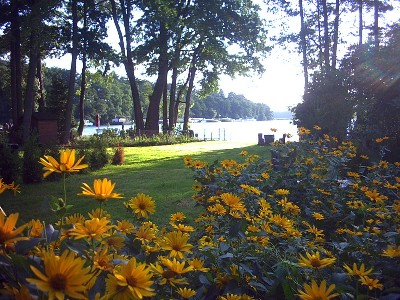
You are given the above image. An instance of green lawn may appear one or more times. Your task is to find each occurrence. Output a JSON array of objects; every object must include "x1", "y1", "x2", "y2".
[{"x1": 1, "y1": 141, "x2": 270, "y2": 225}]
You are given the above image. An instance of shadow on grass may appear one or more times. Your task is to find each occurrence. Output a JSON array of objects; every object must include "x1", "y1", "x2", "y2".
[{"x1": 1, "y1": 143, "x2": 271, "y2": 226}]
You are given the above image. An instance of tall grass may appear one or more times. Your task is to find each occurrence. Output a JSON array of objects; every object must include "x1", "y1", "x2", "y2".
[{"x1": 1, "y1": 141, "x2": 269, "y2": 225}]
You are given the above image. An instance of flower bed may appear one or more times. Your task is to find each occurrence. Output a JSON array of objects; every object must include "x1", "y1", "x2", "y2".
[{"x1": 0, "y1": 127, "x2": 399, "y2": 299}]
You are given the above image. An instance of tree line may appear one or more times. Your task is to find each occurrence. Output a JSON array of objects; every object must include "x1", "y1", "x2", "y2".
[
  {"x1": 0, "y1": 0, "x2": 268, "y2": 144},
  {"x1": 0, "y1": 0, "x2": 399, "y2": 158},
  {"x1": 273, "y1": 0, "x2": 399, "y2": 161},
  {"x1": 191, "y1": 90, "x2": 273, "y2": 121}
]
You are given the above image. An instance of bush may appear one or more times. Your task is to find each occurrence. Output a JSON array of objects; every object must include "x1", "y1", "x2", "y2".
[
  {"x1": 22, "y1": 135, "x2": 44, "y2": 184},
  {"x1": 112, "y1": 145, "x2": 125, "y2": 165},
  {"x1": 0, "y1": 142, "x2": 21, "y2": 183},
  {"x1": 77, "y1": 135, "x2": 110, "y2": 170},
  {"x1": 3, "y1": 127, "x2": 397, "y2": 299}
]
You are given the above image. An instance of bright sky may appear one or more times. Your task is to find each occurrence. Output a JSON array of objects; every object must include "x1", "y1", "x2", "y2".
[{"x1": 219, "y1": 48, "x2": 304, "y2": 112}]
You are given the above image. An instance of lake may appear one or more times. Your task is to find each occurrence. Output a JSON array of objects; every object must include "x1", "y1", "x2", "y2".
[{"x1": 82, "y1": 119, "x2": 298, "y2": 144}]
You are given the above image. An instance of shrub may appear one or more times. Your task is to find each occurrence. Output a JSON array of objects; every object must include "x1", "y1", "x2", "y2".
[
  {"x1": 22, "y1": 135, "x2": 44, "y2": 184},
  {"x1": 112, "y1": 144, "x2": 125, "y2": 165},
  {"x1": 2, "y1": 127, "x2": 398, "y2": 299},
  {"x1": 0, "y1": 142, "x2": 21, "y2": 183}
]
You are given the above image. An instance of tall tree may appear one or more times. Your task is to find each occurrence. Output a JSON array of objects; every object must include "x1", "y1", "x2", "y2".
[
  {"x1": 62, "y1": 0, "x2": 78, "y2": 144},
  {"x1": 109, "y1": 0, "x2": 144, "y2": 131}
]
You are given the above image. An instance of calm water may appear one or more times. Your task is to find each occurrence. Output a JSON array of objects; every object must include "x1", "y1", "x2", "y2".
[{"x1": 82, "y1": 119, "x2": 298, "y2": 143}]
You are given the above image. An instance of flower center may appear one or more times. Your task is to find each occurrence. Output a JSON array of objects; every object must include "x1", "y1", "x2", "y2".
[
  {"x1": 49, "y1": 273, "x2": 67, "y2": 291},
  {"x1": 126, "y1": 276, "x2": 137, "y2": 287},
  {"x1": 162, "y1": 270, "x2": 177, "y2": 279},
  {"x1": 310, "y1": 258, "x2": 322, "y2": 268}
]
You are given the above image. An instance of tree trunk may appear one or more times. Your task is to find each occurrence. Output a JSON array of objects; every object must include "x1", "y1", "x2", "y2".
[
  {"x1": 331, "y1": 0, "x2": 340, "y2": 70},
  {"x1": 169, "y1": 66, "x2": 178, "y2": 130},
  {"x1": 110, "y1": 0, "x2": 144, "y2": 130},
  {"x1": 62, "y1": 0, "x2": 78, "y2": 144},
  {"x1": 373, "y1": 0, "x2": 379, "y2": 50},
  {"x1": 22, "y1": 0, "x2": 41, "y2": 143},
  {"x1": 183, "y1": 66, "x2": 196, "y2": 131},
  {"x1": 162, "y1": 82, "x2": 168, "y2": 133},
  {"x1": 145, "y1": 22, "x2": 169, "y2": 131},
  {"x1": 183, "y1": 41, "x2": 202, "y2": 131},
  {"x1": 316, "y1": 0, "x2": 324, "y2": 71},
  {"x1": 299, "y1": 0, "x2": 309, "y2": 91},
  {"x1": 37, "y1": 57, "x2": 46, "y2": 111},
  {"x1": 321, "y1": 0, "x2": 330, "y2": 72},
  {"x1": 358, "y1": 0, "x2": 363, "y2": 45},
  {"x1": 77, "y1": 0, "x2": 88, "y2": 137},
  {"x1": 10, "y1": 0, "x2": 23, "y2": 126}
]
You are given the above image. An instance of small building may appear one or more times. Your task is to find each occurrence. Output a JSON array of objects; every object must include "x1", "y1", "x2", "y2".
[{"x1": 31, "y1": 112, "x2": 58, "y2": 145}]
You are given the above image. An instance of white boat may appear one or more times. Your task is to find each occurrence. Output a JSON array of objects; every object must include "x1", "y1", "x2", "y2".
[{"x1": 84, "y1": 120, "x2": 93, "y2": 126}]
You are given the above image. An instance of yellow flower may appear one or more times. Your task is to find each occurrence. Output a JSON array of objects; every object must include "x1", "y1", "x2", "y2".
[
  {"x1": 69, "y1": 217, "x2": 112, "y2": 241},
  {"x1": 0, "y1": 180, "x2": 20, "y2": 196},
  {"x1": 171, "y1": 223, "x2": 195, "y2": 233},
  {"x1": 219, "y1": 294, "x2": 242, "y2": 300},
  {"x1": 78, "y1": 178, "x2": 123, "y2": 202},
  {"x1": 198, "y1": 235, "x2": 215, "y2": 249},
  {"x1": 189, "y1": 257, "x2": 210, "y2": 272},
  {"x1": 192, "y1": 160, "x2": 206, "y2": 169},
  {"x1": 176, "y1": 287, "x2": 197, "y2": 299},
  {"x1": 160, "y1": 256, "x2": 193, "y2": 275},
  {"x1": 103, "y1": 234, "x2": 125, "y2": 251},
  {"x1": 63, "y1": 213, "x2": 86, "y2": 225},
  {"x1": 0, "y1": 178, "x2": 7, "y2": 194},
  {"x1": 116, "y1": 220, "x2": 135, "y2": 235},
  {"x1": 220, "y1": 192, "x2": 246, "y2": 212},
  {"x1": 375, "y1": 136, "x2": 389, "y2": 143},
  {"x1": 298, "y1": 127, "x2": 311, "y2": 135},
  {"x1": 274, "y1": 189, "x2": 290, "y2": 196},
  {"x1": 0, "y1": 283, "x2": 33, "y2": 300},
  {"x1": 135, "y1": 224, "x2": 156, "y2": 243},
  {"x1": 183, "y1": 156, "x2": 193, "y2": 167},
  {"x1": 170, "y1": 212, "x2": 186, "y2": 223},
  {"x1": 26, "y1": 250, "x2": 91, "y2": 300},
  {"x1": 298, "y1": 251, "x2": 336, "y2": 269},
  {"x1": 151, "y1": 260, "x2": 188, "y2": 286},
  {"x1": 297, "y1": 279, "x2": 339, "y2": 300},
  {"x1": 88, "y1": 208, "x2": 111, "y2": 219},
  {"x1": 0, "y1": 213, "x2": 27, "y2": 246},
  {"x1": 28, "y1": 219, "x2": 44, "y2": 238},
  {"x1": 162, "y1": 231, "x2": 193, "y2": 259},
  {"x1": 192, "y1": 182, "x2": 202, "y2": 191},
  {"x1": 93, "y1": 246, "x2": 114, "y2": 271},
  {"x1": 39, "y1": 149, "x2": 88, "y2": 178},
  {"x1": 313, "y1": 125, "x2": 322, "y2": 130},
  {"x1": 343, "y1": 263, "x2": 373, "y2": 276},
  {"x1": 126, "y1": 193, "x2": 156, "y2": 219},
  {"x1": 106, "y1": 257, "x2": 155, "y2": 299},
  {"x1": 382, "y1": 245, "x2": 400, "y2": 258},
  {"x1": 359, "y1": 276, "x2": 383, "y2": 290},
  {"x1": 365, "y1": 189, "x2": 388, "y2": 203},
  {"x1": 312, "y1": 212, "x2": 325, "y2": 220}
]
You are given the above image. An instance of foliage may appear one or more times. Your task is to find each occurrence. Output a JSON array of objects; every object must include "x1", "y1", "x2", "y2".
[
  {"x1": 21, "y1": 134, "x2": 45, "y2": 184},
  {"x1": 0, "y1": 131, "x2": 20, "y2": 183},
  {"x1": 0, "y1": 127, "x2": 399, "y2": 299},
  {"x1": 76, "y1": 134, "x2": 110, "y2": 171},
  {"x1": 112, "y1": 145, "x2": 125, "y2": 165},
  {"x1": 292, "y1": 71, "x2": 354, "y2": 141},
  {"x1": 191, "y1": 90, "x2": 273, "y2": 120}
]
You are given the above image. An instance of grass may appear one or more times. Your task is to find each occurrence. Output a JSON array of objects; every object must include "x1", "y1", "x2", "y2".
[{"x1": 1, "y1": 141, "x2": 271, "y2": 225}]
